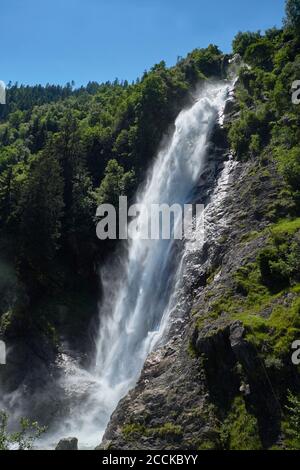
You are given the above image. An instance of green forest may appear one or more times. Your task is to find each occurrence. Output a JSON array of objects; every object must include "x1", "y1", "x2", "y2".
[
  {"x1": 0, "y1": 43, "x2": 226, "y2": 337},
  {"x1": 1, "y1": 3, "x2": 300, "y2": 339}
]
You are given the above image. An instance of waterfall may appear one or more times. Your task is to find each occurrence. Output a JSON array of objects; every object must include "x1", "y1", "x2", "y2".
[{"x1": 42, "y1": 79, "x2": 233, "y2": 449}]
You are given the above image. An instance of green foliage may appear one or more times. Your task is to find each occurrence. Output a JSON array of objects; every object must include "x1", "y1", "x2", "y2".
[
  {"x1": 270, "y1": 217, "x2": 300, "y2": 236},
  {"x1": 195, "y1": 219, "x2": 300, "y2": 360},
  {"x1": 188, "y1": 340, "x2": 198, "y2": 358},
  {"x1": 232, "y1": 31, "x2": 262, "y2": 56},
  {"x1": 122, "y1": 423, "x2": 145, "y2": 439},
  {"x1": 0, "y1": 82, "x2": 75, "y2": 121},
  {"x1": 96, "y1": 159, "x2": 135, "y2": 207},
  {"x1": 122, "y1": 422, "x2": 183, "y2": 441},
  {"x1": 240, "y1": 218, "x2": 300, "y2": 293},
  {"x1": 228, "y1": 107, "x2": 270, "y2": 158},
  {"x1": 0, "y1": 411, "x2": 46, "y2": 450},
  {"x1": 155, "y1": 422, "x2": 183, "y2": 438},
  {"x1": 228, "y1": 21, "x2": 300, "y2": 217},
  {"x1": 198, "y1": 439, "x2": 218, "y2": 450},
  {"x1": 249, "y1": 134, "x2": 261, "y2": 158},
  {"x1": 276, "y1": 147, "x2": 300, "y2": 192},
  {"x1": 0, "y1": 45, "x2": 225, "y2": 329},
  {"x1": 258, "y1": 246, "x2": 291, "y2": 290},
  {"x1": 232, "y1": 222, "x2": 300, "y2": 353},
  {"x1": 257, "y1": 218, "x2": 300, "y2": 291},
  {"x1": 284, "y1": 392, "x2": 300, "y2": 448},
  {"x1": 184, "y1": 45, "x2": 223, "y2": 78},
  {"x1": 19, "y1": 152, "x2": 64, "y2": 255},
  {"x1": 284, "y1": 0, "x2": 300, "y2": 31},
  {"x1": 220, "y1": 397, "x2": 262, "y2": 450},
  {"x1": 244, "y1": 38, "x2": 274, "y2": 70}
]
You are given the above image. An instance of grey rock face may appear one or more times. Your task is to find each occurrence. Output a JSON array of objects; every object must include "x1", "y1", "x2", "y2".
[{"x1": 55, "y1": 437, "x2": 78, "y2": 450}]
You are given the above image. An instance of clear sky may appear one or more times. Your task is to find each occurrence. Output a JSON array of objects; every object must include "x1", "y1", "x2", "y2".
[{"x1": 1, "y1": 0, "x2": 286, "y2": 87}]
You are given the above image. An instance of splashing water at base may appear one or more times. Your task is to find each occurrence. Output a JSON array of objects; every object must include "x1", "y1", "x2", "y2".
[{"x1": 41, "y1": 80, "x2": 233, "y2": 449}]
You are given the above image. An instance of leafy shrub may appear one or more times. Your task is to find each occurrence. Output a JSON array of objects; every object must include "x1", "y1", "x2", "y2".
[
  {"x1": 228, "y1": 107, "x2": 270, "y2": 158},
  {"x1": 220, "y1": 397, "x2": 262, "y2": 450},
  {"x1": 0, "y1": 411, "x2": 46, "y2": 450},
  {"x1": 258, "y1": 246, "x2": 291, "y2": 290},
  {"x1": 285, "y1": 391, "x2": 300, "y2": 449},
  {"x1": 244, "y1": 39, "x2": 274, "y2": 70},
  {"x1": 277, "y1": 147, "x2": 300, "y2": 192},
  {"x1": 232, "y1": 31, "x2": 262, "y2": 56}
]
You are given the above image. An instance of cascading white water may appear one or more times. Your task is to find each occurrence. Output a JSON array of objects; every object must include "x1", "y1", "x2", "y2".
[{"x1": 45, "y1": 80, "x2": 232, "y2": 449}]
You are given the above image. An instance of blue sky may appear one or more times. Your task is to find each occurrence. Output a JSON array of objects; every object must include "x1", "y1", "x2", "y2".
[{"x1": 1, "y1": 0, "x2": 286, "y2": 87}]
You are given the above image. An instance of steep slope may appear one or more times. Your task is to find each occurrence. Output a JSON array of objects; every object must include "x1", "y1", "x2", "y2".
[
  {"x1": 99, "y1": 77, "x2": 300, "y2": 450},
  {"x1": 98, "y1": 23, "x2": 300, "y2": 451},
  {"x1": 100, "y1": 153, "x2": 299, "y2": 451}
]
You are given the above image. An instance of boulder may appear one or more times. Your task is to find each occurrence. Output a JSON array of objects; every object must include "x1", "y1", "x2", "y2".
[{"x1": 55, "y1": 437, "x2": 78, "y2": 450}]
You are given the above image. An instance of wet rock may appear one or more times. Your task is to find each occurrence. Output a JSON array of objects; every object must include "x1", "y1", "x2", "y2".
[
  {"x1": 240, "y1": 382, "x2": 251, "y2": 396},
  {"x1": 55, "y1": 437, "x2": 78, "y2": 450},
  {"x1": 95, "y1": 440, "x2": 112, "y2": 450},
  {"x1": 229, "y1": 321, "x2": 259, "y2": 374},
  {"x1": 223, "y1": 98, "x2": 236, "y2": 116},
  {"x1": 229, "y1": 321, "x2": 246, "y2": 351}
]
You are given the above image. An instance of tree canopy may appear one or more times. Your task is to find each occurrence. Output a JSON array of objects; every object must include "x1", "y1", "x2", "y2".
[
  {"x1": 0, "y1": 44, "x2": 226, "y2": 332},
  {"x1": 285, "y1": 0, "x2": 300, "y2": 30}
]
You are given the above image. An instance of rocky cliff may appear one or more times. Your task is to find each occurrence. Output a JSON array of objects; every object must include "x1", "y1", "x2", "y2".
[{"x1": 99, "y1": 91, "x2": 300, "y2": 451}]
